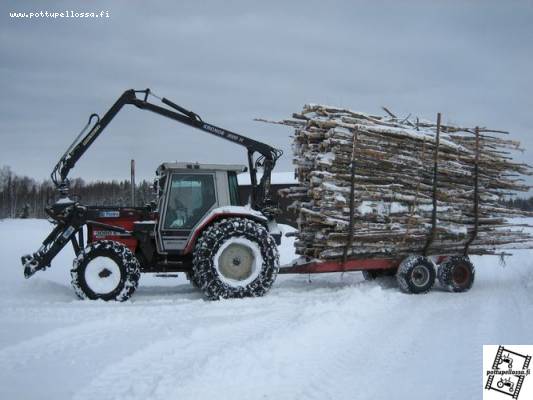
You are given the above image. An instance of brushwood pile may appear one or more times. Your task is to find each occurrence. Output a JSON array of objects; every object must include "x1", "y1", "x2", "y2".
[{"x1": 271, "y1": 104, "x2": 533, "y2": 260}]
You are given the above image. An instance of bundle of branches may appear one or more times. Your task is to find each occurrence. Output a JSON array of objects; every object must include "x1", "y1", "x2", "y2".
[{"x1": 262, "y1": 104, "x2": 533, "y2": 260}]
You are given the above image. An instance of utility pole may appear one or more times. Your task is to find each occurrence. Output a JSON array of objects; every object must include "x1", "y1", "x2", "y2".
[{"x1": 130, "y1": 159, "x2": 136, "y2": 207}]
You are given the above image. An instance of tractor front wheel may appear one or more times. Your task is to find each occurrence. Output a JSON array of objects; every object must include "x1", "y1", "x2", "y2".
[
  {"x1": 192, "y1": 218, "x2": 279, "y2": 300},
  {"x1": 71, "y1": 240, "x2": 141, "y2": 301}
]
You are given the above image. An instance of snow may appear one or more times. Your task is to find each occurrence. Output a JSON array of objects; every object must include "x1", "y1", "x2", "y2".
[
  {"x1": 55, "y1": 197, "x2": 76, "y2": 204},
  {"x1": 357, "y1": 200, "x2": 409, "y2": 215},
  {"x1": 83, "y1": 256, "x2": 121, "y2": 294},
  {"x1": 0, "y1": 218, "x2": 532, "y2": 400},
  {"x1": 237, "y1": 171, "x2": 297, "y2": 186},
  {"x1": 334, "y1": 193, "x2": 346, "y2": 204},
  {"x1": 317, "y1": 152, "x2": 335, "y2": 166},
  {"x1": 203, "y1": 205, "x2": 267, "y2": 221}
]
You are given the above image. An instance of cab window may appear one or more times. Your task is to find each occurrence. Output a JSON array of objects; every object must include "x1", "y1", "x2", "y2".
[
  {"x1": 164, "y1": 174, "x2": 216, "y2": 229},
  {"x1": 228, "y1": 171, "x2": 240, "y2": 206}
]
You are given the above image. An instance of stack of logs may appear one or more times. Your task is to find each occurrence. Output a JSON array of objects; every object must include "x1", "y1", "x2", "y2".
[{"x1": 269, "y1": 104, "x2": 533, "y2": 260}]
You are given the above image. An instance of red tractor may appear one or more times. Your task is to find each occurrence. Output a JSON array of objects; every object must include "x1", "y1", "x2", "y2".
[
  {"x1": 21, "y1": 89, "x2": 476, "y2": 301},
  {"x1": 21, "y1": 89, "x2": 282, "y2": 301}
]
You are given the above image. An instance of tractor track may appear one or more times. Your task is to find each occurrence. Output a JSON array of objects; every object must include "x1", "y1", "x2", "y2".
[
  {"x1": 73, "y1": 283, "x2": 410, "y2": 400},
  {"x1": 72, "y1": 302, "x2": 297, "y2": 400}
]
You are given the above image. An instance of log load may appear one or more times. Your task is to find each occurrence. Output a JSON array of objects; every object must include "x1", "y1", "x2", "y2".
[{"x1": 259, "y1": 105, "x2": 533, "y2": 260}]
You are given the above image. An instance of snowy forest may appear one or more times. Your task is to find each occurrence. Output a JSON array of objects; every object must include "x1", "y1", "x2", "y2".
[
  {"x1": 1, "y1": 165, "x2": 532, "y2": 219},
  {"x1": 0, "y1": 166, "x2": 155, "y2": 219}
]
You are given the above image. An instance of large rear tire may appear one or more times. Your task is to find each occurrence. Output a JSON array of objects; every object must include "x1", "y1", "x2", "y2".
[
  {"x1": 71, "y1": 240, "x2": 141, "y2": 301},
  {"x1": 193, "y1": 218, "x2": 279, "y2": 300}
]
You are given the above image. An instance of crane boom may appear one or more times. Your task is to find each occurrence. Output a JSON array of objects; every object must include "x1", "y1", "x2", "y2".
[{"x1": 51, "y1": 89, "x2": 282, "y2": 213}]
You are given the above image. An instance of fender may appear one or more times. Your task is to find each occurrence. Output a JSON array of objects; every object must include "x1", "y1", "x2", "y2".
[{"x1": 182, "y1": 206, "x2": 267, "y2": 254}]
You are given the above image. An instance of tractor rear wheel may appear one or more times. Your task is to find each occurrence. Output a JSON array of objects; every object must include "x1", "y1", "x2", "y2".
[
  {"x1": 437, "y1": 256, "x2": 475, "y2": 292},
  {"x1": 192, "y1": 218, "x2": 279, "y2": 300},
  {"x1": 396, "y1": 255, "x2": 435, "y2": 294},
  {"x1": 71, "y1": 240, "x2": 141, "y2": 301}
]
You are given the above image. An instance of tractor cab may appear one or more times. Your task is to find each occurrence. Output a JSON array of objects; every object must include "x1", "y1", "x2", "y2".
[{"x1": 153, "y1": 162, "x2": 246, "y2": 253}]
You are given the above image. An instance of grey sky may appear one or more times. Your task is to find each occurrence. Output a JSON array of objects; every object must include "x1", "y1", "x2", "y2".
[{"x1": 1, "y1": 0, "x2": 533, "y2": 185}]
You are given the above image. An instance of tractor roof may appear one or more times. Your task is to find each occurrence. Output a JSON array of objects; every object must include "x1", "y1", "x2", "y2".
[{"x1": 156, "y1": 162, "x2": 247, "y2": 174}]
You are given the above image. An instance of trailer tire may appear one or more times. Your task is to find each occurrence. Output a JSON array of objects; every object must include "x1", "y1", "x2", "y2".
[
  {"x1": 437, "y1": 256, "x2": 475, "y2": 292},
  {"x1": 71, "y1": 240, "x2": 141, "y2": 301},
  {"x1": 396, "y1": 255, "x2": 435, "y2": 294},
  {"x1": 192, "y1": 218, "x2": 279, "y2": 300}
]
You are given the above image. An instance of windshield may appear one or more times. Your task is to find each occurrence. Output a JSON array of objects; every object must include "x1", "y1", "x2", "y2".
[{"x1": 163, "y1": 174, "x2": 216, "y2": 229}]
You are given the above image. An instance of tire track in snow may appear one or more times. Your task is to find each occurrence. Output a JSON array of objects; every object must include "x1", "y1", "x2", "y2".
[
  {"x1": 70, "y1": 281, "x2": 379, "y2": 400},
  {"x1": 0, "y1": 300, "x2": 272, "y2": 366},
  {"x1": 0, "y1": 316, "x2": 142, "y2": 366},
  {"x1": 72, "y1": 302, "x2": 298, "y2": 400},
  {"x1": 176, "y1": 285, "x2": 413, "y2": 400},
  {"x1": 0, "y1": 299, "x2": 283, "y2": 400},
  {"x1": 72, "y1": 283, "x2": 412, "y2": 400}
]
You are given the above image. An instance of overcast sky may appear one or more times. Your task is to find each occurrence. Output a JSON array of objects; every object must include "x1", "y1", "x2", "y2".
[{"x1": 2, "y1": 0, "x2": 533, "y2": 185}]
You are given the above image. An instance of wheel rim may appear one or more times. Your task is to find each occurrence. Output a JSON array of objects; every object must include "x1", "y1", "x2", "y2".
[
  {"x1": 84, "y1": 256, "x2": 122, "y2": 295},
  {"x1": 214, "y1": 238, "x2": 262, "y2": 287},
  {"x1": 452, "y1": 263, "x2": 470, "y2": 286},
  {"x1": 411, "y1": 265, "x2": 430, "y2": 287}
]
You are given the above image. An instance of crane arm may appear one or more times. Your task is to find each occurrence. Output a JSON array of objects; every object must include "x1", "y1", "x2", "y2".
[{"x1": 51, "y1": 88, "x2": 282, "y2": 212}]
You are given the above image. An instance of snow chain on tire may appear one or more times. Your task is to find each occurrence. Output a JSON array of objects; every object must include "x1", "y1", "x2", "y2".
[
  {"x1": 437, "y1": 256, "x2": 475, "y2": 292},
  {"x1": 71, "y1": 240, "x2": 141, "y2": 301},
  {"x1": 396, "y1": 255, "x2": 436, "y2": 294},
  {"x1": 186, "y1": 271, "x2": 201, "y2": 289},
  {"x1": 192, "y1": 218, "x2": 279, "y2": 300}
]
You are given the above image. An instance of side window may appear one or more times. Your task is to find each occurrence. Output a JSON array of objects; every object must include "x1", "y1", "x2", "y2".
[
  {"x1": 228, "y1": 172, "x2": 240, "y2": 206},
  {"x1": 164, "y1": 174, "x2": 216, "y2": 230}
]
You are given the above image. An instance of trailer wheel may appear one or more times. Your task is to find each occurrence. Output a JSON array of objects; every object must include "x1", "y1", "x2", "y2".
[
  {"x1": 192, "y1": 218, "x2": 279, "y2": 300},
  {"x1": 71, "y1": 240, "x2": 141, "y2": 301},
  {"x1": 437, "y1": 256, "x2": 475, "y2": 292},
  {"x1": 396, "y1": 255, "x2": 435, "y2": 294}
]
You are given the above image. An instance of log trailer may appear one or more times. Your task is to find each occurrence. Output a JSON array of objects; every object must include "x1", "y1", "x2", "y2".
[{"x1": 21, "y1": 89, "x2": 474, "y2": 301}]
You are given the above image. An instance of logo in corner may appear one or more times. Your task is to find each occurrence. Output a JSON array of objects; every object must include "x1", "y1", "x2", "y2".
[{"x1": 484, "y1": 345, "x2": 532, "y2": 399}]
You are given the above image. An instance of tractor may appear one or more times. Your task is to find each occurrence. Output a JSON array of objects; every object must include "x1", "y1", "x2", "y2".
[
  {"x1": 21, "y1": 89, "x2": 283, "y2": 301},
  {"x1": 21, "y1": 88, "x2": 477, "y2": 300}
]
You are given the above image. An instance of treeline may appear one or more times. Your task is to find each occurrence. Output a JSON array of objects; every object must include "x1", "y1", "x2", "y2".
[
  {"x1": 0, "y1": 166, "x2": 155, "y2": 219},
  {"x1": 1, "y1": 165, "x2": 532, "y2": 219},
  {"x1": 499, "y1": 197, "x2": 533, "y2": 212}
]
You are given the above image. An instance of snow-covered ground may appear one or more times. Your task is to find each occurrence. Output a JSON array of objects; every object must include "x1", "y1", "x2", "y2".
[{"x1": 0, "y1": 219, "x2": 532, "y2": 400}]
